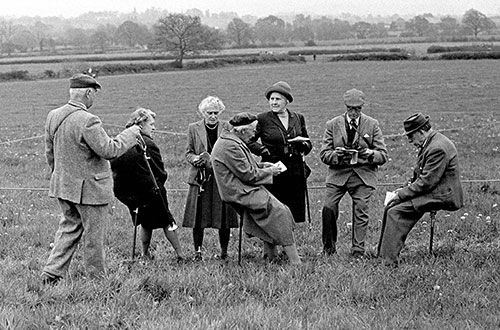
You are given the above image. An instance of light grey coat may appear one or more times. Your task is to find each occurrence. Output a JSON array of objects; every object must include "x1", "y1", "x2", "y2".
[
  {"x1": 211, "y1": 130, "x2": 295, "y2": 245},
  {"x1": 45, "y1": 101, "x2": 138, "y2": 205}
]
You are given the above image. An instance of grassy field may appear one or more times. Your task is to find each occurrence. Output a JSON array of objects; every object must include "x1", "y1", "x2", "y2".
[{"x1": 0, "y1": 60, "x2": 499, "y2": 329}]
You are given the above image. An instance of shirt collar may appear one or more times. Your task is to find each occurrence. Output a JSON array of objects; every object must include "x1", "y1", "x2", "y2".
[
  {"x1": 346, "y1": 114, "x2": 360, "y2": 126},
  {"x1": 68, "y1": 100, "x2": 88, "y2": 110}
]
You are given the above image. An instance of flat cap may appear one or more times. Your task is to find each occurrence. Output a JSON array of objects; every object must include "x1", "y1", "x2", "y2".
[
  {"x1": 343, "y1": 88, "x2": 365, "y2": 107},
  {"x1": 69, "y1": 73, "x2": 102, "y2": 89},
  {"x1": 229, "y1": 112, "x2": 258, "y2": 127}
]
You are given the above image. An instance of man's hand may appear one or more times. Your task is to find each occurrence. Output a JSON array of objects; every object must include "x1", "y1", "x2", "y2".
[
  {"x1": 358, "y1": 148, "x2": 374, "y2": 159},
  {"x1": 334, "y1": 147, "x2": 347, "y2": 157},
  {"x1": 260, "y1": 162, "x2": 274, "y2": 168},
  {"x1": 269, "y1": 165, "x2": 282, "y2": 176},
  {"x1": 386, "y1": 192, "x2": 401, "y2": 208},
  {"x1": 192, "y1": 155, "x2": 205, "y2": 167},
  {"x1": 261, "y1": 149, "x2": 271, "y2": 157}
]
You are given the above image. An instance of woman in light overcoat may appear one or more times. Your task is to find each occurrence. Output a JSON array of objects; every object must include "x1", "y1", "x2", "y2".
[{"x1": 182, "y1": 96, "x2": 238, "y2": 261}]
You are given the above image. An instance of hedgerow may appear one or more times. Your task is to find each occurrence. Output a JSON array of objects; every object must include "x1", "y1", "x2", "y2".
[
  {"x1": 289, "y1": 48, "x2": 403, "y2": 56},
  {"x1": 328, "y1": 53, "x2": 411, "y2": 61}
]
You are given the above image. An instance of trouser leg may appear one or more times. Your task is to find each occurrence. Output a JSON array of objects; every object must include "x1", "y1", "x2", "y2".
[
  {"x1": 263, "y1": 241, "x2": 279, "y2": 259},
  {"x1": 322, "y1": 184, "x2": 345, "y2": 254},
  {"x1": 378, "y1": 201, "x2": 424, "y2": 263},
  {"x1": 219, "y1": 228, "x2": 230, "y2": 255},
  {"x1": 282, "y1": 243, "x2": 302, "y2": 265},
  {"x1": 78, "y1": 203, "x2": 108, "y2": 278},
  {"x1": 43, "y1": 199, "x2": 84, "y2": 278},
  {"x1": 348, "y1": 181, "x2": 375, "y2": 253}
]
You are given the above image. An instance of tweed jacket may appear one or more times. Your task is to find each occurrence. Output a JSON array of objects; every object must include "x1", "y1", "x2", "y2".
[
  {"x1": 320, "y1": 112, "x2": 388, "y2": 188},
  {"x1": 397, "y1": 130, "x2": 463, "y2": 212},
  {"x1": 211, "y1": 131, "x2": 274, "y2": 207},
  {"x1": 248, "y1": 110, "x2": 312, "y2": 176},
  {"x1": 185, "y1": 120, "x2": 230, "y2": 185},
  {"x1": 45, "y1": 101, "x2": 138, "y2": 205}
]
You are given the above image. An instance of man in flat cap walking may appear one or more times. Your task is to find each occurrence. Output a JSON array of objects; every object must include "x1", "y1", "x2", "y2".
[
  {"x1": 42, "y1": 73, "x2": 141, "y2": 284},
  {"x1": 378, "y1": 113, "x2": 463, "y2": 266},
  {"x1": 320, "y1": 88, "x2": 388, "y2": 258}
]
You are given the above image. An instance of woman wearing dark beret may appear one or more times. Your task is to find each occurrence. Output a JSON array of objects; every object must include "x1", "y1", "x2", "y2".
[
  {"x1": 111, "y1": 108, "x2": 184, "y2": 261},
  {"x1": 248, "y1": 81, "x2": 313, "y2": 226}
]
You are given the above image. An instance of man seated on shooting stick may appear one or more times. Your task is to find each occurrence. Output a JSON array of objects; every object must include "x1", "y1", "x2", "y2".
[
  {"x1": 377, "y1": 113, "x2": 464, "y2": 266},
  {"x1": 211, "y1": 112, "x2": 302, "y2": 265}
]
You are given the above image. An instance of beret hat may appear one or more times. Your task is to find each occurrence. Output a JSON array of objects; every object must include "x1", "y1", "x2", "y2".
[
  {"x1": 69, "y1": 73, "x2": 102, "y2": 89},
  {"x1": 403, "y1": 113, "x2": 430, "y2": 135},
  {"x1": 265, "y1": 81, "x2": 293, "y2": 103},
  {"x1": 229, "y1": 112, "x2": 258, "y2": 127},
  {"x1": 343, "y1": 88, "x2": 365, "y2": 107}
]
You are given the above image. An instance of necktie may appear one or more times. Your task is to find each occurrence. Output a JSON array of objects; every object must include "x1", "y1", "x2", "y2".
[{"x1": 350, "y1": 119, "x2": 358, "y2": 130}]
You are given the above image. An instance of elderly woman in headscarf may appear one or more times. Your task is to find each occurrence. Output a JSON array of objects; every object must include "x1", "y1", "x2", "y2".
[
  {"x1": 248, "y1": 81, "x2": 313, "y2": 224},
  {"x1": 182, "y1": 96, "x2": 238, "y2": 261},
  {"x1": 111, "y1": 108, "x2": 184, "y2": 261}
]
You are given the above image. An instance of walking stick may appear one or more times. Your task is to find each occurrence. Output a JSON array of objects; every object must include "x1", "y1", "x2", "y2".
[
  {"x1": 302, "y1": 155, "x2": 312, "y2": 230},
  {"x1": 131, "y1": 208, "x2": 139, "y2": 260},
  {"x1": 238, "y1": 214, "x2": 243, "y2": 266},
  {"x1": 137, "y1": 135, "x2": 177, "y2": 230}
]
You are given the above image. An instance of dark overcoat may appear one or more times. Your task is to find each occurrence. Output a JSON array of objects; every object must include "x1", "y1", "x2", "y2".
[
  {"x1": 182, "y1": 120, "x2": 237, "y2": 229},
  {"x1": 397, "y1": 130, "x2": 463, "y2": 212},
  {"x1": 110, "y1": 133, "x2": 175, "y2": 229},
  {"x1": 247, "y1": 110, "x2": 312, "y2": 223}
]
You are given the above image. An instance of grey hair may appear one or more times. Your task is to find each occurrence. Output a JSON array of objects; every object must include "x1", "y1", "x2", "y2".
[
  {"x1": 69, "y1": 88, "x2": 89, "y2": 100},
  {"x1": 198, "y1": 96, "x2": 225, "y2": 115},
  {"x1": 125, "y1": 108, "x2": 156, "y2": 128}
]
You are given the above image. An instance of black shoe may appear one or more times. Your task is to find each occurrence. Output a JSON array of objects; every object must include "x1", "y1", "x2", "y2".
[
  {"x1": 219, "y1": 252, "x2": 228, "y2": 260},
  {"x1": 351, "y1": 251, "x2": 365, "y2": 259},
  {"x1": 194, "y1": 251, "x2": 203, "y2": 262},
  {"x1": 323, "y1": 247, "x2": 336, "y2": 256},
  {"x1": 41, "y1": 273, "x2": 61, "y2": 286}
]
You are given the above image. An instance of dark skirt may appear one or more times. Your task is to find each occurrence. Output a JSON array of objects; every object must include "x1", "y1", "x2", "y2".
[
  {"x1": 266, "y1": 173, "x2": 307, "y2": 223},
  {"x1": 128, "y1": 189, "x2": 176, "y2": 230},
  {"x1": 182, "y1": 171, "x2": 238, "y2": 229}
]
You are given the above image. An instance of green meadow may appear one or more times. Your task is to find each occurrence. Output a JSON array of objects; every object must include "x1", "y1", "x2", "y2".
[{"x1": 0, "y1": 59, "x2": 499, "y2": 329}]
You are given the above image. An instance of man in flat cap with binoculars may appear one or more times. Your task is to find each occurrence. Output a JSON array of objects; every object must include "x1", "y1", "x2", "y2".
[{"x1": 42, "y1": 73, "x2": 142, "y2": 284}]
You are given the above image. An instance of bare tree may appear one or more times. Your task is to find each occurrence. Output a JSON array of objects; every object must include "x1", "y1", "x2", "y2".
[
  {"x1": 152, "y1": 14, "x2": 222, "y2": 68},
  {"x1": 462, "y1": 9, "x2": 496, "y2": 38}
]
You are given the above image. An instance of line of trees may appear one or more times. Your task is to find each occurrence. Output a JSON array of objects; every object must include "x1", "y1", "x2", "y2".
[{"x1": 0, "y1": 9, "x2": 497, "y2": 60}]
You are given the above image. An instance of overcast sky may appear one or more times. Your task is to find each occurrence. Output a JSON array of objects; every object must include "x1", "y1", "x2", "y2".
[{"x1": 4, "y1": 0, "x2": 499, "y2": 18}]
